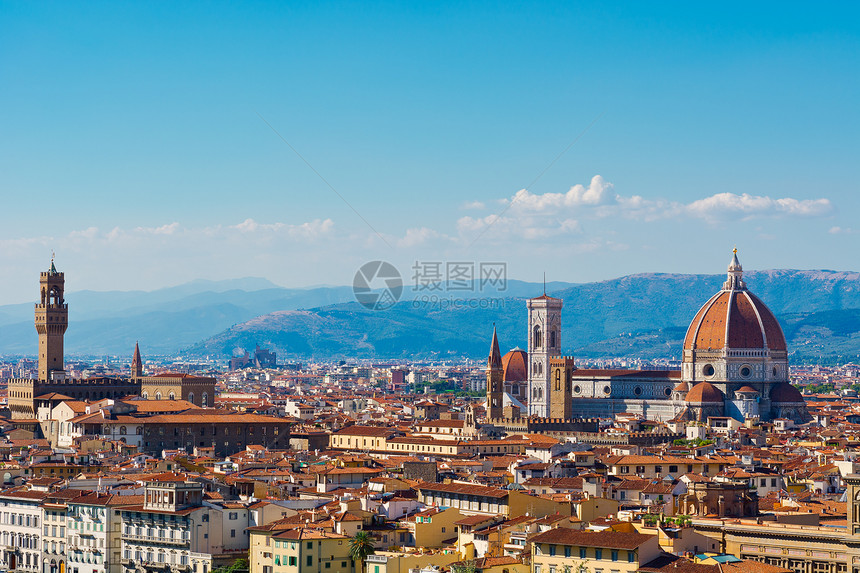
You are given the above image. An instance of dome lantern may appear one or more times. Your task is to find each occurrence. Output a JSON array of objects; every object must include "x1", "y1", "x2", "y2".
[{"x1": 724, "y1": 248, "x2": 745, "y2": 291}]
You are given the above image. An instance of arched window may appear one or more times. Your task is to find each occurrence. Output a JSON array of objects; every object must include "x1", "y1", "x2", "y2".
[
  {"x1": 550, "y1": 329, "x2": 556, "y2": 348},
  {"x1": 554, "y1": 369, "x2": 561, "y2": 391},
  {"x1": 169, "y1": 392, "x2": 175, "y2": 400},
  {"x1": 201, "y1": 392, "x2": 208, "y2": 407},
  {"x1": 141, "y1": 392, "x2": 148, "y2": 399},
  {"x1": 119, "y1": 426, "x2": 127, "y2": 435},
  {"x1": 155, "y1": 392, "x2": 162, "y2": 400},
  {"x1": 188, "y1": 392, "x2": 194, "y2": 404},
  {"x1": 533, "y1": 325, "x2": 542, "y2": 349}
]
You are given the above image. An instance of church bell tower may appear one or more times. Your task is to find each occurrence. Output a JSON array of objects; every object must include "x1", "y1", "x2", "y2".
[
  {"x1": 35, "y1": 258, "x2": 68, "y2": 381},
  {"x1": 527, "y1": 294, "x2": 563, "y2": 417},
  {"x1": 486, "y1": 326, "x2": 504, "y2": 420}
]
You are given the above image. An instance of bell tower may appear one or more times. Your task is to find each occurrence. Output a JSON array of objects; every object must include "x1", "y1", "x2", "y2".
[
  {"x1": 486, "y1": 326, "x2": 504, "y2": 420},
  {"x1": 132, "y1": 342, "x2": 143, "y2": 378},
  {"x1": 527, "y1": 294, "x2": 563, "y2": 417},
  {"x1": 35, "y1": 258, "x2": 68, "y2": 381}
]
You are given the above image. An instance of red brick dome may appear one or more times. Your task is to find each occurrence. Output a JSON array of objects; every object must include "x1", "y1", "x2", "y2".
[
  {"x1": 686, "y1": 381, "x2": 724, "y2": 404},
  {"x1": 673, "y1": 381, "x2": 690, "y2": 392},
  {"x1": 502, "y1": 348, "x2": 528, "y2": 382},
  {"x1": 770, "y1": 382, "x2": 804, "y2": 403},
  {"x1": 683, "y1": 290, "x2": 786, "y2": 352},
  {"x1": 683, "y1": 251, "x2": 786, "y2": 353}
]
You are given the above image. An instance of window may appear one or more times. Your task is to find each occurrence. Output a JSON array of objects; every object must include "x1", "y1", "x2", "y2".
[
  {"x1": 580, "y1": 548, "x2": 586, "y2": 559},
  {"x1": 231, "y1": 530, "x2": 236, "y2": 538},
  {"x1": 306, "y1": 555, "x2": 312, "y2": 567},
  {"x1": 628, "y1": 552, "x2": 635, "y2": 563},
  {"x1": 549, "y1": 545, "x2": 556, "y2": 556},
  {"x1": 595, "y1": 548, "x2": 603, "y2": 560},
  {"x1": 288, "y1": 557, "x2": 296, "y2": 566},
  {"x1": 669, "y1": 465, "x2": 678, "y2": 473},
  {"x1": 611, "y1": 550, "x2": 618, "y2": 561}
]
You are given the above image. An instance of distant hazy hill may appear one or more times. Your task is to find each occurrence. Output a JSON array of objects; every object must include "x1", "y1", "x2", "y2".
[
  {"x1": 4, "y1": 270, "x2": 860, "y2": 363},
  {"x1": 0, "y1": 278, "x2": 565, "y2": 357},
  {"x1": 0, "y1": 279, "x2": 358, "y2": 355},
  {"x1": 185, "y1": 270, "x2": 860, "y2": 364}
]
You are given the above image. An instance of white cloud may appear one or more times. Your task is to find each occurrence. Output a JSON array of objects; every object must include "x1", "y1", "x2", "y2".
[
  {"x1": 397, "y1": 227, "x2": 446, "y2": 248},
  {"x1": 687, "y1": 193, "x2": 832, "y2": 221},
  {"x1": 508, "y1": 175, "x2": 614, "y2": 212},
  {"x1": 68, "y1": 227, "x2": 99, "y2": 241},
  {"x1": 829, "y1": 226, "x2": 854, "y2": 235},
  {"x1": 467, "y1": 176, "x2": 833, "y2": 236},
  {"x1": 231, "y1": 219, "x2": 284, "y2": 233},
  {"x1": 228, "y1": 218, "x2": 333, "y2": 238},
  {"x1": 460, "y1": 200, "x2": 486, "y2": 210},
  {"x1": 286, "y1": 218, "x2": 334, "y2": 239}
]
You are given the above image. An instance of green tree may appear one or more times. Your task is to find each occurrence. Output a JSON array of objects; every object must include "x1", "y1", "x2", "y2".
[
  {"x1": 450, "y1": 561, "x2": 477, "y2": 573},
  {"x1": 349, "y1": 530, "x2": 376, "y2": 572},
  {"x1": 211, "y1": 558, "x2": 248, "y2": 573}
]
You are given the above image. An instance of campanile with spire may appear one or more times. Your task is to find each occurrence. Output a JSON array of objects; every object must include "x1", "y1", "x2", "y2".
[
  {"x1": 132, "y1": 342, "x2": 143, "y2": 378},
  {"x1": 35, "y1": 258, "x2": 68, "y2": 381},
  {"x1": 486, "y1": 326, "x2": 504, "y2": 420}
]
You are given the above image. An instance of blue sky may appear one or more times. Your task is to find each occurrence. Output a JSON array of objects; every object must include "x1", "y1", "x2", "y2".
[{"x1": 1, "y1": 1, "x2": 858, "y2": 303}]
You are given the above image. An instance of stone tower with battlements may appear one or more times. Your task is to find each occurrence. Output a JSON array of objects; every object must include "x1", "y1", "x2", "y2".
[
  {"x1": 549, "y1": 356, "x2": 576, "y2": 419},
  {"x1": 35, "y1": 259, "x2": 68, "y2": 381}
]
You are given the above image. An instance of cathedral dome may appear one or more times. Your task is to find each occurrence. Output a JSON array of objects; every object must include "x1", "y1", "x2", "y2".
[
  {"x1": 686, "y1": 382, "x2": 724, "y2": 404},
  {"x1": 683, "y1": 251, "x2": 787, "y2": 352},
  {"x1": 502, "y1": 348, "x2": 528, "y2": 382},
  {"x1": 735, "y1": 385, "x2": 758, "y2": 394},
  {"x1": 770, "y1": 382, "x2": 804, "y2": 403},
  {"x1": 673, "y1": 381, "x2": 690, "y2": 392}
]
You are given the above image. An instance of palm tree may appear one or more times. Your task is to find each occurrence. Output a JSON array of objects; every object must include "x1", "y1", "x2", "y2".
[{"x1": 349, "y1": 530, "x2": 375, "y2": 572}]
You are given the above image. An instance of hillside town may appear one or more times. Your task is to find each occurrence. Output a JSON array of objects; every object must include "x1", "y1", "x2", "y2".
[{"x1": 3, "y1": 261, "x2": 860, "y2": 573}]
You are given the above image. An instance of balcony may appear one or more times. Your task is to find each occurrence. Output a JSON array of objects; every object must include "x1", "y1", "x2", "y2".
[
  {"x1": 120, "y1": 560, "x2": 186, "y2": 572},
  {"x1": 120, "y1": 533, "x2": 189, "y2": 546}
]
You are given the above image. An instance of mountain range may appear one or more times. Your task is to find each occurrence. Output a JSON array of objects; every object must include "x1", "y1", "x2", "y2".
[{"x1": 2, "y1": 270, "x2": 860, "y2": 364}]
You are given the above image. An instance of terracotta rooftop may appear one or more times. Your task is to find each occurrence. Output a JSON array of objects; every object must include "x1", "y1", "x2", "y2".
[{"x1": 530, "y1": 528, "x2": 653, "y2": 550}]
